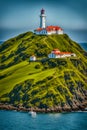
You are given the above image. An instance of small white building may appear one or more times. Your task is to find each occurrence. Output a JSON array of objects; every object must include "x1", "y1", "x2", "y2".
[
  {"x1": 30, "y1": 55, "x2": 36, "y2": 61},
  {"x1": 34, "y1": 9, "x2": 63, "y2": 35},
  {"x1": 48, "y1": 49, "x2": 76, "y2": 58}
]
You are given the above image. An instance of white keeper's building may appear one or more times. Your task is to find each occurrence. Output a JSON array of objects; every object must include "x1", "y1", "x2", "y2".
[{"x1": 48, "y1": 49, "x2": 76, "y2": 58}]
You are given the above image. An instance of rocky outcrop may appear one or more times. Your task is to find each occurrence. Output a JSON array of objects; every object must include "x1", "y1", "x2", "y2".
[{"x1": 0, "y1": 101, "x2": 87, "y2": 113}]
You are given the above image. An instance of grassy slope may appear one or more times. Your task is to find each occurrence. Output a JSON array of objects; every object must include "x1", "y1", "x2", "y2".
[
  {"x1": 0, "y1": 61, "x2": 55, "y2": 96},
  {"x1": 0, "y1": 32, "x2": 87, "y2": 108}
]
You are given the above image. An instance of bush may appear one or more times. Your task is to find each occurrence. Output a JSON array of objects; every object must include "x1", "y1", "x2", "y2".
[
  {"x1": 35, "y1": 64, "x2": 41, "y2": 69},
  {"x1": 1, "y1": 55, "x2": 7, "y2": 62}
]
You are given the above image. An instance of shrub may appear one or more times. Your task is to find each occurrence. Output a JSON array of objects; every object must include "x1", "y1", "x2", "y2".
[{"x1": 35, "y1": 64, "x2": 41, "y2": 69}]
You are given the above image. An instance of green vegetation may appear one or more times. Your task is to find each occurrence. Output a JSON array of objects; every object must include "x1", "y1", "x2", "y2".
[{"x1": 0, "y1": 32, "x2": 87, "y2": 109}]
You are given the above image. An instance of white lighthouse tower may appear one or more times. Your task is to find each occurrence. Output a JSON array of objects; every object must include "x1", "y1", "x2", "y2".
[{"x1": 40, "y1": 8, "x2": 46, "y2": 28}]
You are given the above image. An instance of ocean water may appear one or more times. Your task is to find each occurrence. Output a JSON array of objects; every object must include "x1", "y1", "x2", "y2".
[
  {"x1": 0, "y1": 41, "x2": 4, "y2": 44},
  {"x1": 79, "y1": 43, "x2": 87, "y2": 51},
  {"x1": 0, "y1": 110, "x2": 87, "y2": 130}
]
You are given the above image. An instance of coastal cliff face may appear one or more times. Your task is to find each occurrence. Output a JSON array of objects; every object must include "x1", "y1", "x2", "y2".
[{"x1": 0, "y1": 32, "x2": 87, "y2": 111}]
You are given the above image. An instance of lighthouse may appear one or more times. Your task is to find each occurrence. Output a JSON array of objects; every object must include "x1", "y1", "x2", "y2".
[
  {"x1": 34, "y1": 9, "x2": 63, "y2": 35},
  {"x1": 40, "y1": 8, "x2": 46, "y2": 28}
]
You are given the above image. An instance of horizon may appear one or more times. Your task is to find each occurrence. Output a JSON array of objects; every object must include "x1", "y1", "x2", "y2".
[
  {"x1": 0, "y1": 31, "x2": 87, "y2": 44},
  {"x1": 0, "y1": 0, "x2": 87, "y2": 43}
]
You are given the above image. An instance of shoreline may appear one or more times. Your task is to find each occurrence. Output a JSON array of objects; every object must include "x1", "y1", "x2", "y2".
[{"x1": 0, "y1": 102, "x2": 87, "y2": 113}]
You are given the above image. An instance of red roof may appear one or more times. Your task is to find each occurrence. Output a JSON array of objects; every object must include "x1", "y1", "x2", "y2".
[
  {"x1": 35, "y1": 26, "x2": 63, "y2": 32},
  {"x1": 60, "y1": 52, "x2": 71, "y2": 54},
  {"x1": 46, "y1": 26, "x2": 62, "y2": 32},
  {"x1": 36, "y1": 28, "x2": 43, "y2": 31},
  {"x1": 51, "y1": 49, "x2": 72, "y2": 55},
  {"x1": 53, "y1": 52, "x2": 72, "y2": 55},
  {"x1": 52, "y1": 49, "x2": 60, "y2": 54}
]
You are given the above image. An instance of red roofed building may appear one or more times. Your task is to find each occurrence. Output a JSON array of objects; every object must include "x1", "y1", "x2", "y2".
[
  {"x1": 48, "y1": 49, "x2": 76, "y2": 58},
  {"x1": 34, "y1": 9, "x2": 63, "y2": 35}
]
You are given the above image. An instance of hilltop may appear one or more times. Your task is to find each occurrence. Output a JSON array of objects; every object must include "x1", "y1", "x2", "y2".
[{"x1": 0, "y1": 32, "x2": 87, "y2": 112}]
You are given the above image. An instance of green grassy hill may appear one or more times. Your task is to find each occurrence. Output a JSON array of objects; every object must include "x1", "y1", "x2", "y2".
[{"x1": 0, "y1": 32, "x2": 87, "y2": 109}]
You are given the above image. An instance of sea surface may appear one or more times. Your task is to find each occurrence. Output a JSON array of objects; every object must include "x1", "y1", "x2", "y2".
[
  {"x1": 0, "y1": 41, "x2": 4, "y2": 44},
  {"x1": 0, "y1": 110, "x2": 87, "y2": 130},
  {"x1": 79, "y1": 43, "x2": 87, "y2": 51}
]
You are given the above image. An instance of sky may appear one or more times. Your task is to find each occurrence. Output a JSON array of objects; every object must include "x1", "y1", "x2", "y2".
[{"x1": 0, "y1": 0, "x2": 87, "y2": 43}]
